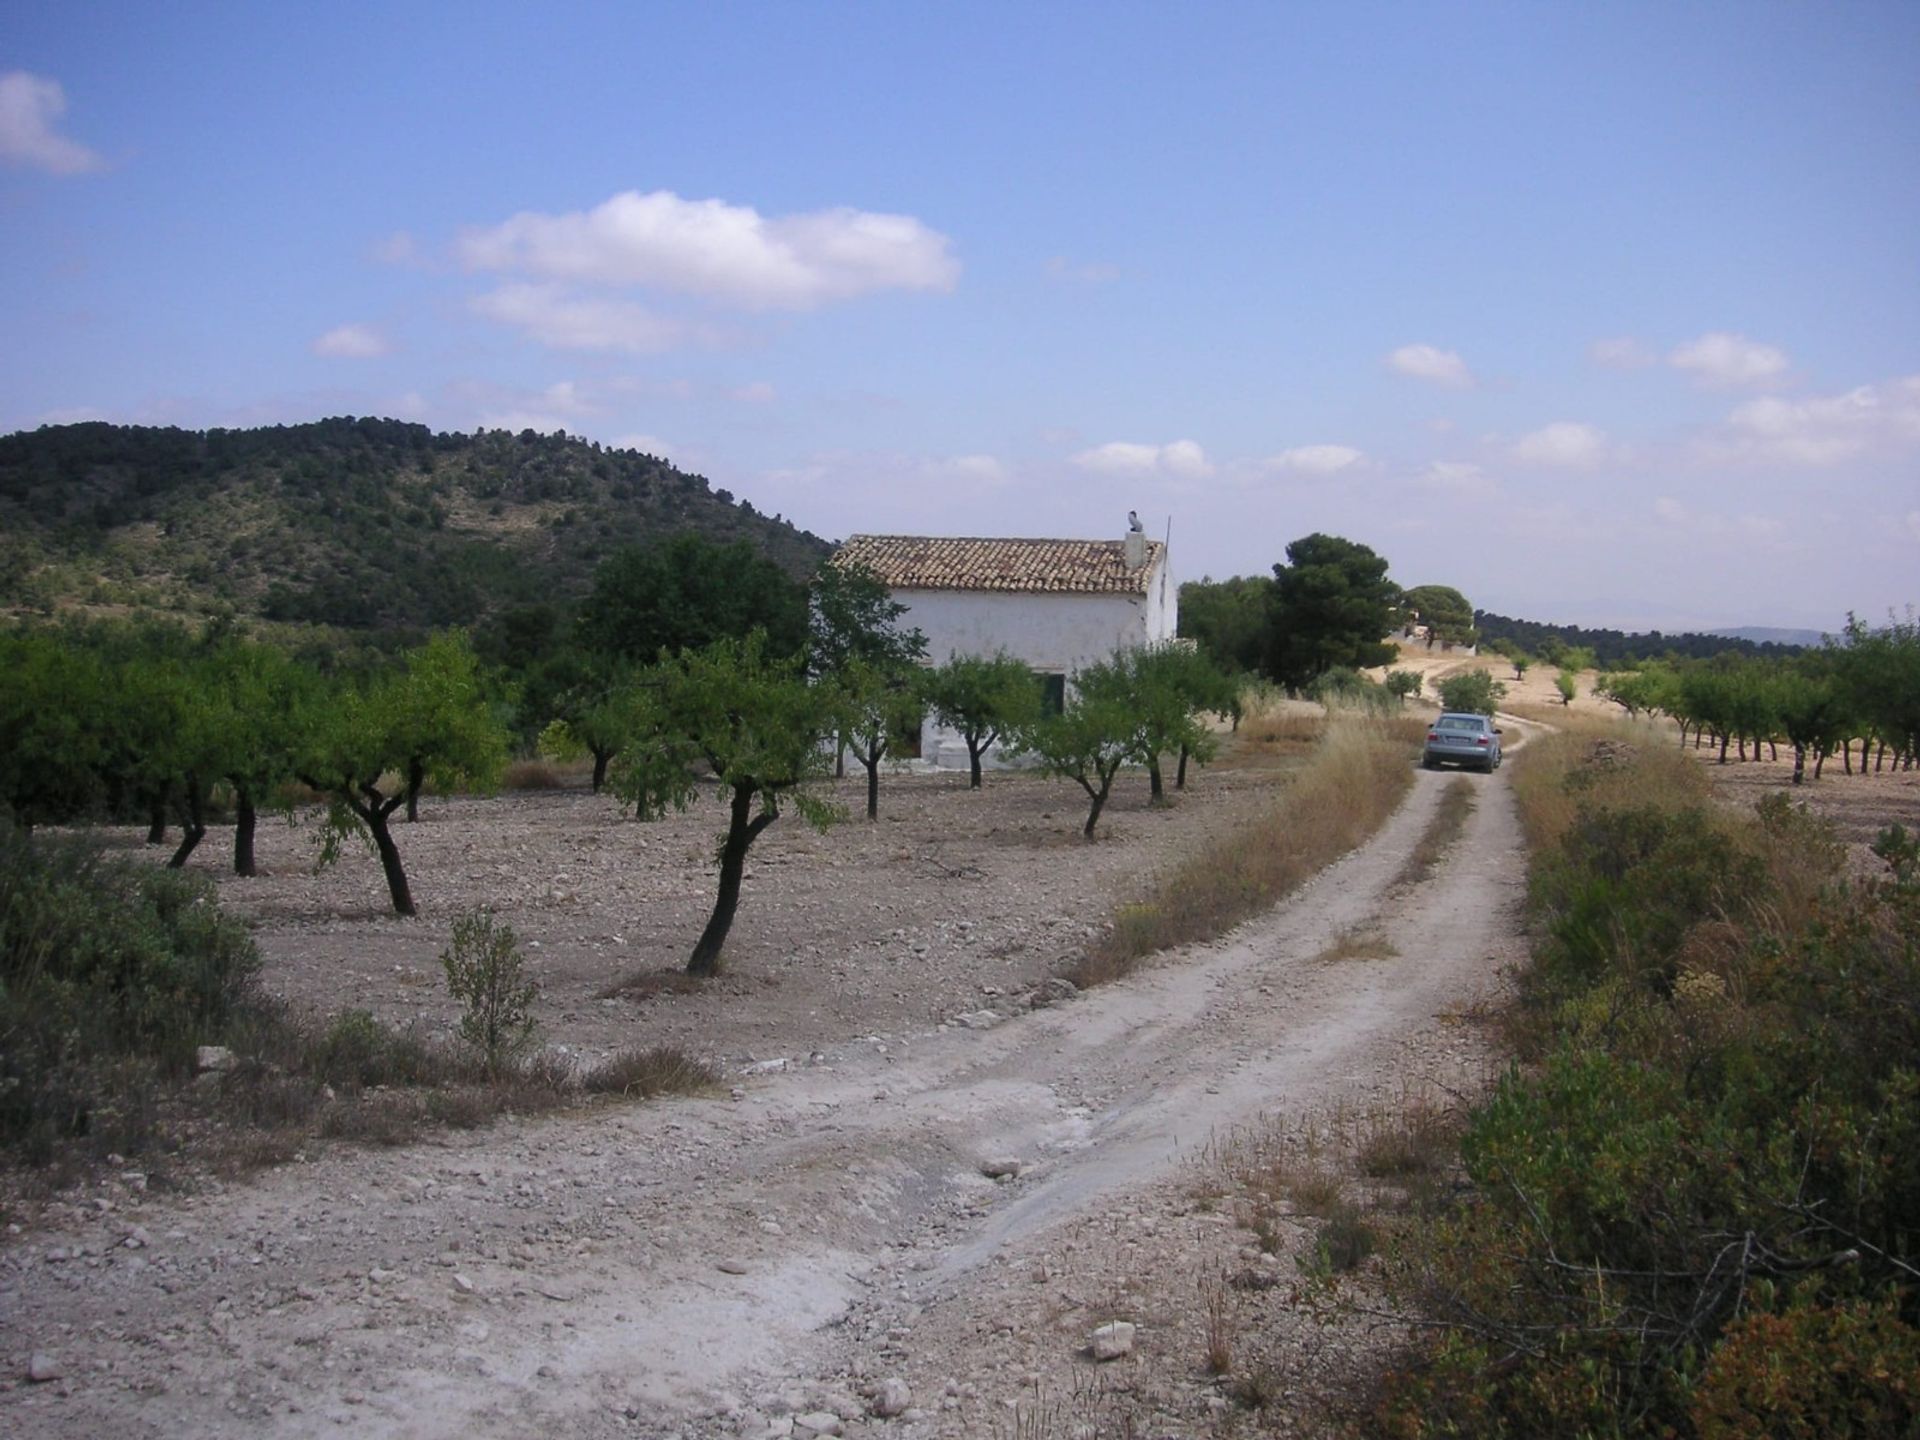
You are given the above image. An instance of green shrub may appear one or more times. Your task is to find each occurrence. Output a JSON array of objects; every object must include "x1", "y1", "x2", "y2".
[
  {"x1": 440, "y1": 908, "x2": 538, "y2": 1076},
  {"x1": 1692, "y1": 1299, "x2": 1920, "y2": 1439},
  {"x1": 1434, "y1": 669, "x2": 1506, "y2": 715},
  {"x1": 1374, "y1": 739, "x2": 1920, "y2": 1438},
  {"x1": 1, "y1": 824, "x2": 259, "y2": 1161}
]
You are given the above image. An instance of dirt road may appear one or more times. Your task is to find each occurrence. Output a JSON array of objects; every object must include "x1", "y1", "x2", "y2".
[{"x1": 1, "y1": 737, "x2": 1533, "y2": 1439}]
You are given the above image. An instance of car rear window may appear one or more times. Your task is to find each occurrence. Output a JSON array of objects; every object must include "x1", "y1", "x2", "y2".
[{"x1": 1436, "y1": 717, "x2": 1482, "y2": 731}]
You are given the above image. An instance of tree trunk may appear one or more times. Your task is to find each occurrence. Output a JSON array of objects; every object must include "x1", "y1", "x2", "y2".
[
  {"x1": 1176, "y1": 745, "x2": 1190, "y2": 790},
  {"x1": 687, "y1": 783, "x2": 775, "y2": 976},
  {"x1": 233, "y1": 781, "x2": 258, "y2": 876},
  {"x1": 966, "y1": 739, "x2": 985, "y2": 789},
  {"x1": 590, "y1": 747, "x2": 611, "y2": 793},
  {"x1": 1791, "y1": 744, "x2": 1806, "y2": 785},
  {"x1": 1080, "y1": 774, "x2": 1116, "y2": 839},
  {"x1": 166, "y1": 773, "x2": 207, "y2": 868},
  {"x1": 365, "y1": 799, "x2": 415, "y2": 915},
  {"x1": 1717, "y1": 732, "x2": 1731, "y2": 764},
  {"x1": 146, "y1": 785, "x2": 169, "y2": 845},
  {"x1": 405, "y1": 757, "x2": 424, "y2": 822},
  {"x1": 1147, "y1": 754, "x2": 1165, "y2": 804},
  {"x1": 835, "y1": 734, "x2": 846, "y2": 780},
  {"x1": 863, "y1": 750, "x2": 881, "y2": 821}
]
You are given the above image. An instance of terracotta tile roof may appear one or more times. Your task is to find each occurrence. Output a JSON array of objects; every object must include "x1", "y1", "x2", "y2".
[{"x1": 833, "y1": 534, "x2": 1164, "y2": 595}]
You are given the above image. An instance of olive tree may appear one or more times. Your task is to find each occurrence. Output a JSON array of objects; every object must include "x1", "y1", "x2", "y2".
[{"x1": 611, "y1": 634, "x2": 841, "y2": 975}]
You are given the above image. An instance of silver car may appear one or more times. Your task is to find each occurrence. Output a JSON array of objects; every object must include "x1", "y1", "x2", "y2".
[{"x1": 1424, "y1": 711, "x2": 1503, "y2": 772}]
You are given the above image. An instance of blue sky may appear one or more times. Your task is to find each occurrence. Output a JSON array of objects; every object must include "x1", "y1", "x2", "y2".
[{"x1": 4, "y1": 2, "x2": 1916, "y2": 632}]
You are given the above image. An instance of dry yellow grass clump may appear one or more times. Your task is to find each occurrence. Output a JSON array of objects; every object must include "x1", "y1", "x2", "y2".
[{"x1": 1075, "y1": 709, "x2": 1425, "y2": 985}]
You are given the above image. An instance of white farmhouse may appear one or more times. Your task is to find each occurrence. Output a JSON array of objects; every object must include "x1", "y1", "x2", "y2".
[{"x1": 832, "y1": 527, "x2": 1176, "y2": 771}]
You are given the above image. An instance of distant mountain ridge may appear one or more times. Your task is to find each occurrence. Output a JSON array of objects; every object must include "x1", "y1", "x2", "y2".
[
  {"x1": 0, "y1": 417, "x2": 831, "y2": 636},
  {"x1": 1709, "y1": 625, "x2": 1832, "y2": 649},
  {"x1": 1474, "y1": 610, "x2": 1810, "y2": 665}
]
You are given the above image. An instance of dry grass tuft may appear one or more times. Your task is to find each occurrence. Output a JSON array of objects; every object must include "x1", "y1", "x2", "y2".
[
  {"x1": 1201, "y1": 1269, "x2": 1237, "y2": 1375},
  {"x1": 1394, "y1": 777, "x2": 1477, "y2": 889},
  {"x1": 1315, "y1": 926, "x2": 1399, "y2": 963},
  {"x1": 598, "y1": 967, "x2": 707, "y2": 1001},
  {"x1": 1074, "y1": 714, "x2": 1425, "y2": 986},
  {"x1": 502, "y1": 759, "x2": 564, "y2": 790},
  {"x1": 1355, "y1": 1095, "x2": 1459, "y2": 1181},
  {"x1": 577, "y1": 1046, "x2": 721, "y2": 1097}
]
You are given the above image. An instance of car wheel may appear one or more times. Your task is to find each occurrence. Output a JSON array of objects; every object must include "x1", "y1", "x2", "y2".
[{"x1": 1423, "y1": 756, "x2": 1440, "y2": 770}]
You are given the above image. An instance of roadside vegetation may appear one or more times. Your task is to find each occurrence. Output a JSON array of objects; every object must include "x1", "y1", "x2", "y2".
[
  {"x1": 1362, "y1": 727, "x2": 1920, "y2": 1437},
  {"x1": 1076, "y1": 701, "x2": 1425, "y2": 986},
  {"x1": 1592, "y1": 612, "x2": 1919, "y2": 781},
  {"x1": 0, "y1": 824, "x2": 717, "y2": 1205}
]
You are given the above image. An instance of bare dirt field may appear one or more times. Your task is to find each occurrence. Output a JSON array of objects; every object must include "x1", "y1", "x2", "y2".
[{"x1": 0, "y1": 716, "x2": 1535, "y2": 1438}]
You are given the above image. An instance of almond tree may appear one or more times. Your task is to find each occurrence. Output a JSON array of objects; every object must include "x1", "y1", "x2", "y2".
[
  {"x1": 297, "y1": 631, "x2": 507, "y2": 916},
  {"x1": 836, "y1": 658, "x2": 927, "y2": 821},
  {"x1": 808, "y1": 559, "x2": 925, "y2": 776},
  {"x1": 204, "y1": 638, "x2": 320, "y2": 874},
  {"x1": 0, "y1": 628, "x2": 106, "y2": 833},
  {"x1": 611, "y1": 634, "x2": 841, "y2": 975},
  {"x1": 1012, "y1": 654, "x2": 1148, "y2": 839},
  {"x1": 926, "y1": 651, "x2": 1044, "y2": 788},
  {"x1": 1123, "y1": 642, "x2": 1226, "y2": 800}
]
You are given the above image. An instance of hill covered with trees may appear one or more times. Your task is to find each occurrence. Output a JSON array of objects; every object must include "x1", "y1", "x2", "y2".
[
  {"x1": 0, "y1": 418, "x2": 830, "y2": 636},
  {"x1": 1474, "y1": 609, "x2": 1810, "y2": 665}
]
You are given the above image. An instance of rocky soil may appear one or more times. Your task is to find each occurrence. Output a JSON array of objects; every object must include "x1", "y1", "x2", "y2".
[{"x1": 2, "y1": 730, "x2": 1534, "y2": 1439}]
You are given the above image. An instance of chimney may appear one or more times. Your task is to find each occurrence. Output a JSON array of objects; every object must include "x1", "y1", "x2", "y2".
[{"x1": 1123, "y1": 510, "x2": 1147, "y2": 569}]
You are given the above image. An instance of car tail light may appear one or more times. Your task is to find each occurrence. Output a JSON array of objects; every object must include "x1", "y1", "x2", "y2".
[{"x1": 1428, "y1": 731, "x2": 1440, "y2": 740}]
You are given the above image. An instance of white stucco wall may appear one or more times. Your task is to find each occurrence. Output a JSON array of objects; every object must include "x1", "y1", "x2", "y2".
[{"x1": 900, "y1": 555, "x2": 1178, "y2": 770}]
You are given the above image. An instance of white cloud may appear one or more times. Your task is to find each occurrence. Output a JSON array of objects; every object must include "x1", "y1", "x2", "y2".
[
  {"x1": 458, "y1": 189, "x2": 959, "y2": 311},
  {"x1": 1590, "y1": 336, "x2": 1656, "y2": 369},
  {"x1": 1387, "y1": 343, "x2": 1474, "y2": 388},
  {"x1": 0, "y1": 71, "x2": 103, "y2": 175},
  {"x1": 1071, "y1": 439, "x2": 1212, "y2": 479},
  {"x1": 927, "y1": 454, "x2": 1009, "y2": 485},
  {"x1": 730, "y1": 381, "x2": 777, "y2": 405},
  {"x1": 1416, "y1": 461, "x2": 1495, "y2": 498},
  {"x1": 1264, "y1": 444, "x2": 1365, "y2": 476},
  {"x1": 470, "y1": 283, "x2": 713, "y2": 353},
  {"x1": 1511, "y1": 421, "x2": 1608, "y2": 468},
  {"x1": 372, "y1": 230, "x2": 428, "y2": 268},
  {"x1": 1045, "y1": 256, "x2": 1121, "y2": 285},
  {"x1": 1669, "y1": 331, "x2": 1789, "y2": 388},
  {"x1": 1653, "y1": 496, "x2": 1689, "y2": 524},
  {"x1": 311, "y1": 323, "x2": 391, "y2": 359},
  {"x1": 1721, "y1": 374, "x2": 1920, "y2": 466}
]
